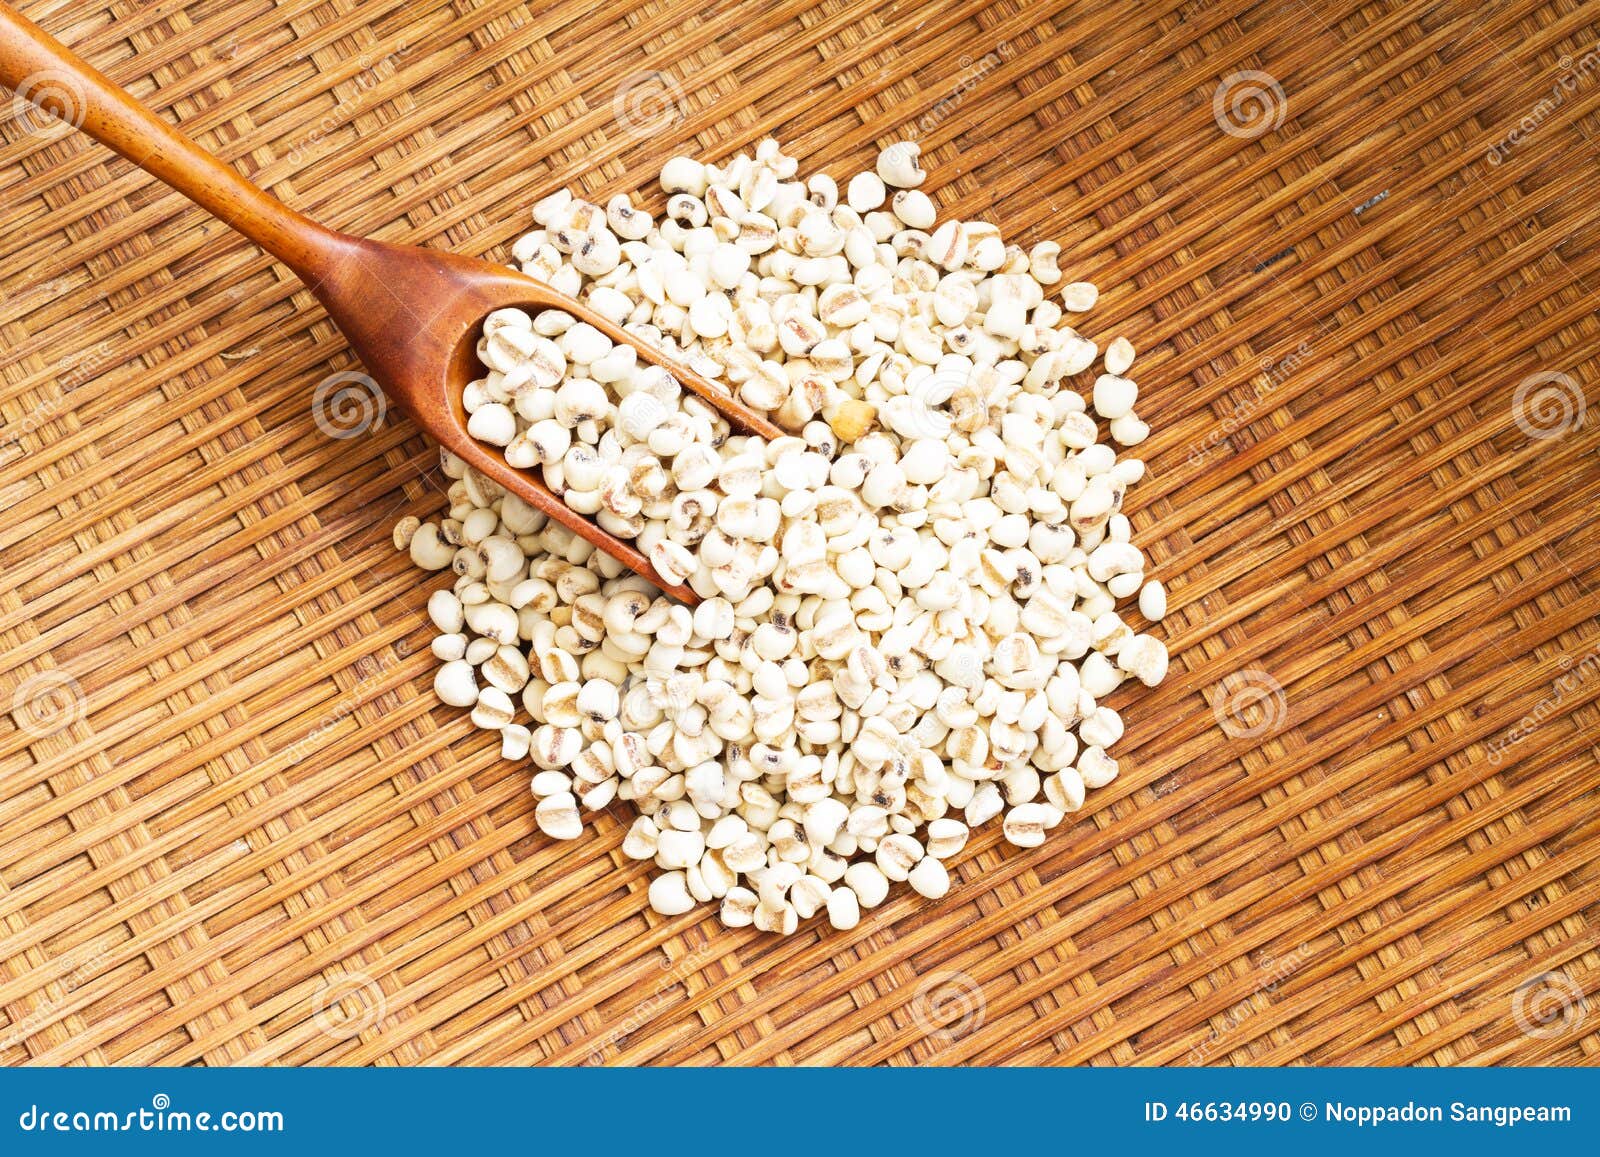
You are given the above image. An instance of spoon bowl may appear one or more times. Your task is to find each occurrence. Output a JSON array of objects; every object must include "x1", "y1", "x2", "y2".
[{"x1": 308, "y1": 235, "x2": 782, "y2": 602}]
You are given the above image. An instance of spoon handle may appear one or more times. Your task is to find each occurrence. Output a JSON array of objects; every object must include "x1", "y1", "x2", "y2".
[{"x1": 0, "y1": 2, "x2": 343, "y2": 277}]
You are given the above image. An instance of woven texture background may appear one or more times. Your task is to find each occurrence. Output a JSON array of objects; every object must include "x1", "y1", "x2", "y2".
[{"x1": 2, "y1": 0, "x2": 1598, "y2": 1066}]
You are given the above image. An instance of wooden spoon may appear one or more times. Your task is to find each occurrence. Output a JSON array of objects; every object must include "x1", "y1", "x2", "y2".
[{"x1": 0, "y1": 2, "x2": 786, "y2": 604}]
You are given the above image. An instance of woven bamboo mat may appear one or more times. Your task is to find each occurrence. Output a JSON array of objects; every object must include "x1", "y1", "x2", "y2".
[{"x1": 0, "y1": 0, "x2": 1596, "y2": 1068}]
